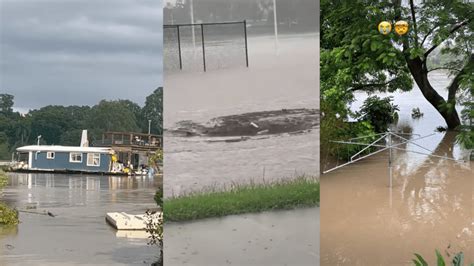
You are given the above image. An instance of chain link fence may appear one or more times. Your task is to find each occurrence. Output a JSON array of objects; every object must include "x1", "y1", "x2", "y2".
[{"x1": 164, "y1": 21, "x2": 249, "y2": 72}]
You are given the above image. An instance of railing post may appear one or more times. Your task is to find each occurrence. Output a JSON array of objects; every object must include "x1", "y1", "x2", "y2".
[
  {"x1": 201, "y1": 23, "x2": 206, "y2": 72},
  {"x1": 177, "y1": 25, "x2": 182, "y2": 70},
  {"x1": 244, "y1": 20, "x2": 249, "y2": 67}
]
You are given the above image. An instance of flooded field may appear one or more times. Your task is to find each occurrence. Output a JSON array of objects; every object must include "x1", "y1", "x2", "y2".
[
  {"x1": 164, "y1": 33, "x2": 320, "y2": 197},
  {"x1": 165, "y1": 207, "x2": 320, "y2": 266},
  {"x1": 321, "y1": 73, "x2": 473, "y2": 265},
  {"x1": 0, "y1": 173, "x2": 160, "y2": 265}
]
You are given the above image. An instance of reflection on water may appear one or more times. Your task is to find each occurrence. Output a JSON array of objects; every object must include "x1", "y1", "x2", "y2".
[
  {"x1": 164, "y1": 34, "x2": 320, "y2": 197},
  {"x1": 1, "y1": 173, "x2": 160, "y2": 265},
  {"x1": 321, "y1": 73, "x2": 473, "y2": 265}
]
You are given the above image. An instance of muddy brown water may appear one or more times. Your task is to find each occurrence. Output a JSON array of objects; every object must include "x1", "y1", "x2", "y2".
[
  {"x1": 165, "y1": 207, "x2": 320, "y2": 266},
  {"x1": 164, "y1": 34, "x2": 320, "y2": 197},
  {"x1": 321, "y1": 74, "x2": 473, "y2": 265},
  {"x1": 0, "y1": 173, "x2": 160, "y2": 265}
]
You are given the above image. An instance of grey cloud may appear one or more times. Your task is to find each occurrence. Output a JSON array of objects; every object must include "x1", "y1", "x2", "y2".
[{"x1": 0, "y1": 0, "x2": 163, "y2": 111}]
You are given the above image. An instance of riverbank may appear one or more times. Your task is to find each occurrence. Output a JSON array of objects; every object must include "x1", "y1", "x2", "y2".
[
  {"x1": 0, "y1": 169, "x2": 19, "y2": 225},
  {"x1": 164, "y1": 176, "x2": 319, "y2": 222}
]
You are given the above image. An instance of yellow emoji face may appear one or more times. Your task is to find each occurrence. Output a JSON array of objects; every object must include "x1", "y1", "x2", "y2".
[
  {"x1": 378, "y1": 21, "x2": 392, "y2": 35},
  {"x1": 394, "y1": 20, "x2": 409, "y2": 35}
]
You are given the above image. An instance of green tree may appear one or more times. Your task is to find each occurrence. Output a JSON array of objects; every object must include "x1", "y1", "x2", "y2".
[
  {"x1": 321, "y1": 0, "x2": 473, "y2": 130},
  {"x1": 357, "y1": 96, "x2": 399, "y2": 133},
  {"x1": 0, "y1": 94, "x2": 14, "y2": 115},
  {"x1": 0, "y1": 132, "x2": 11, "y2": 159},
  {"x1": 141, "y1": 87, "x2": 163, "y2": 135},
  {"x1": 88, "y1": 100, "x2": 140, "y2": 141}
]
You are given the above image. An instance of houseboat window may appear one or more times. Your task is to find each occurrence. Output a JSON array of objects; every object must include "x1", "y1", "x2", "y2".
[
  {"x1": 46, "y1": 152, "x2": 55, "y2": 159},
  {"x1": 70, "y1": 152, "x2": 83, "y2": 163},
  {"x1": 87, "y1": 153, "x2": 100, "y2": 167}
]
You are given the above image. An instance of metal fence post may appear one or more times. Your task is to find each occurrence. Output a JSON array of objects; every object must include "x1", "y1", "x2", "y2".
[
  {"x1": 201, "y1": 24, "x2": 206, "y2": 72},
  {"x1": 165, "y1": 21, "x2": 248, "y2": 72},
  {"x1": 244, "y1": 20, "x2": 249, "y2": 68},
  {"x1": 177, "y1": 25, "x2": 182, "y2": 70}
]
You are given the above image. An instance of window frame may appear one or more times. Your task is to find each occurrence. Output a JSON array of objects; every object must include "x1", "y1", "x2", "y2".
[
  {"x1": 69, "y1": 152, "x2": 83, "y2": 163},
  {"x1": 46, "y1": 152, "x2": 55, "y2": 159},
  {"x1": 86, "y1": 153, "x2": 101, "y2": 167}
]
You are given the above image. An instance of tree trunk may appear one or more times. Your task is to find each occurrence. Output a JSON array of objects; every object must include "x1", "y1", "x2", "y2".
[{"x1": 405, "y1": 57, "x2": 461, "y2": 129}]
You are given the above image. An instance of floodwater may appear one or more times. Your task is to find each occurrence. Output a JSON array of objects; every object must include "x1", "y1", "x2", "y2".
[
  {"x1": 0, "y1": 173, "x2": 160, "y2": 265},
  {"x1": 165, "y1": 207, "x2": 320, "y2": 266},
  {"x1": 164, "y1": 33, "x2": 320, "y2": 197},
  {"x1": 321, "y1": 72, "x2": 473, "y2": 265}
]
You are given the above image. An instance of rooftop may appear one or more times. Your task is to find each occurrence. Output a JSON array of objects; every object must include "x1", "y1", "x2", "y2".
[{"x1": 17, "y1": 145, "x2": 114, "y2": 154}]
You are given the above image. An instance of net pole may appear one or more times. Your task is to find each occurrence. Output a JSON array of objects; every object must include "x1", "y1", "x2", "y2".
[
  {"x1": 190, "y1": 0, "x2": 196, "y2": 53},
  {"x1": 273, "y1": 0, "x2": 279, "y2": 56},
  {"x1": 177, "y1": 25, "x2": 182, "y2": 70},
  {"x1": 244, "y1": 20, "x2": 249, "y2": 67},
  {"x1": 201, "y1": 23, "x2": 206, "y2": 72},
  {"x1": 388, "y1": 133, "x2": 393, "y2": 188}
]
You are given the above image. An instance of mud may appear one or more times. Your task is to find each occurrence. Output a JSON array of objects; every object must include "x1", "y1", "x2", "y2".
[{"x1": 168, "y1": 108, "x2": 319, "y2": 137}]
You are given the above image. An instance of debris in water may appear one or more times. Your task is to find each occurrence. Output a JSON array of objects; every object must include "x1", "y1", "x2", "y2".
[{"x1": 169, "y1": 108, "x2": 319, "y2": 137}]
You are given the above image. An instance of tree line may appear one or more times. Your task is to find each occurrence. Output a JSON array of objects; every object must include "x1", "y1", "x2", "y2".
[{"x1": 0, "y1": 87, "x2": 163, "y2": 160}]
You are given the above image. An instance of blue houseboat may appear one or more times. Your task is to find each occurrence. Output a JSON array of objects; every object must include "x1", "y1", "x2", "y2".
[{"x1": 16, "y1": 145, "x2": 115, "y2": 174}]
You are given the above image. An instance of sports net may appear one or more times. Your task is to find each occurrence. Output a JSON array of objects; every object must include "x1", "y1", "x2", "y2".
[{"x1": 164, "y1": 21, "x2": 248, "y2": 72}]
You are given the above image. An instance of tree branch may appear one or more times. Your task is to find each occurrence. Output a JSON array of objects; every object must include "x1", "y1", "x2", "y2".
[
  {"x1": 409, "y1": 0, "x2": 419, "y2": 47},
  {"x1": 447, "y1": 54, "x2": 473, "y2": 102},
  {"x1": 424, "y1": 19, "x2": 472, "y2": 59},
  {"x1": 349, "y1": 78, "x2": 399, "y2": 92},
  {"x1": 427, "y1": 66, "x2": 461, "y2": 73},
  {"x1": 421, "y1": 24, "x2": 440, "y2": 46}
]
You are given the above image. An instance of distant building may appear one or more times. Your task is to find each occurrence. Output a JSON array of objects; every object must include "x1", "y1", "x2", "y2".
[{"x1": 93, "y1": 131, "x2": 162, "y2": 170}]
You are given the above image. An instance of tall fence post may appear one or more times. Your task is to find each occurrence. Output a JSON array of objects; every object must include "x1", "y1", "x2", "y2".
[
  {"x1": 177, "y1": 25, "x2": 182, "y2": 70},
  {"x1": 165, "y1": 21, "x2": 248, "y2": 72},
  {"x1": 201, "y1": 24, "x2": 206, "y2": 72},
  {"x1": 244, "y1": 20, "x2": 249, "y2": 68}
]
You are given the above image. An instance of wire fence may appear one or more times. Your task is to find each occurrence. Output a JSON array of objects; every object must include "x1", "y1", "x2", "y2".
[{"x1": 164, "y1": 21, "x2": 249, "y2": 72}]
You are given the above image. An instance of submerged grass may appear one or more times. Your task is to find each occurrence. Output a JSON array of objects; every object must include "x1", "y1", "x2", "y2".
[{"x1": 164, "y1": 176, "x2": 319, "y2": 222}]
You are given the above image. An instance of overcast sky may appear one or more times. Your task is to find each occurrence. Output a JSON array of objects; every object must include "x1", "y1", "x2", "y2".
[{"x1": 0, "y1": 0, "x2": 162, "y2": 112}]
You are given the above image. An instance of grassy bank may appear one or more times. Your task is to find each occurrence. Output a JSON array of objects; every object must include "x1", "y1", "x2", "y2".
[
  {"x1": 0, "y1": 169, "x2": 19, "y2": 225},
  {"x1": 164, "y1": 177, "x2": 319, "y2": 222}
]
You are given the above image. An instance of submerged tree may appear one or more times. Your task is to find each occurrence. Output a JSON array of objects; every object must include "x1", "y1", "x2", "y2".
[{"x1": 321, "y1": 0, "x2": 473, "y2": 129}]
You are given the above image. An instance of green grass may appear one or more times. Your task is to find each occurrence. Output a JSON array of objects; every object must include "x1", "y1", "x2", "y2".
[
  {"x1": 0, "y1": 169, "x2": 18, "y2": 225},
  {"x1": 164, "y1": 176, "x2": 319, "y2": 222}
]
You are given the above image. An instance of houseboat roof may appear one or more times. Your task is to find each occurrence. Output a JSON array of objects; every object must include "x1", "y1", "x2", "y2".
[{"x1": 17, "y1": 145, "x2": 114, "y2": 154}]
